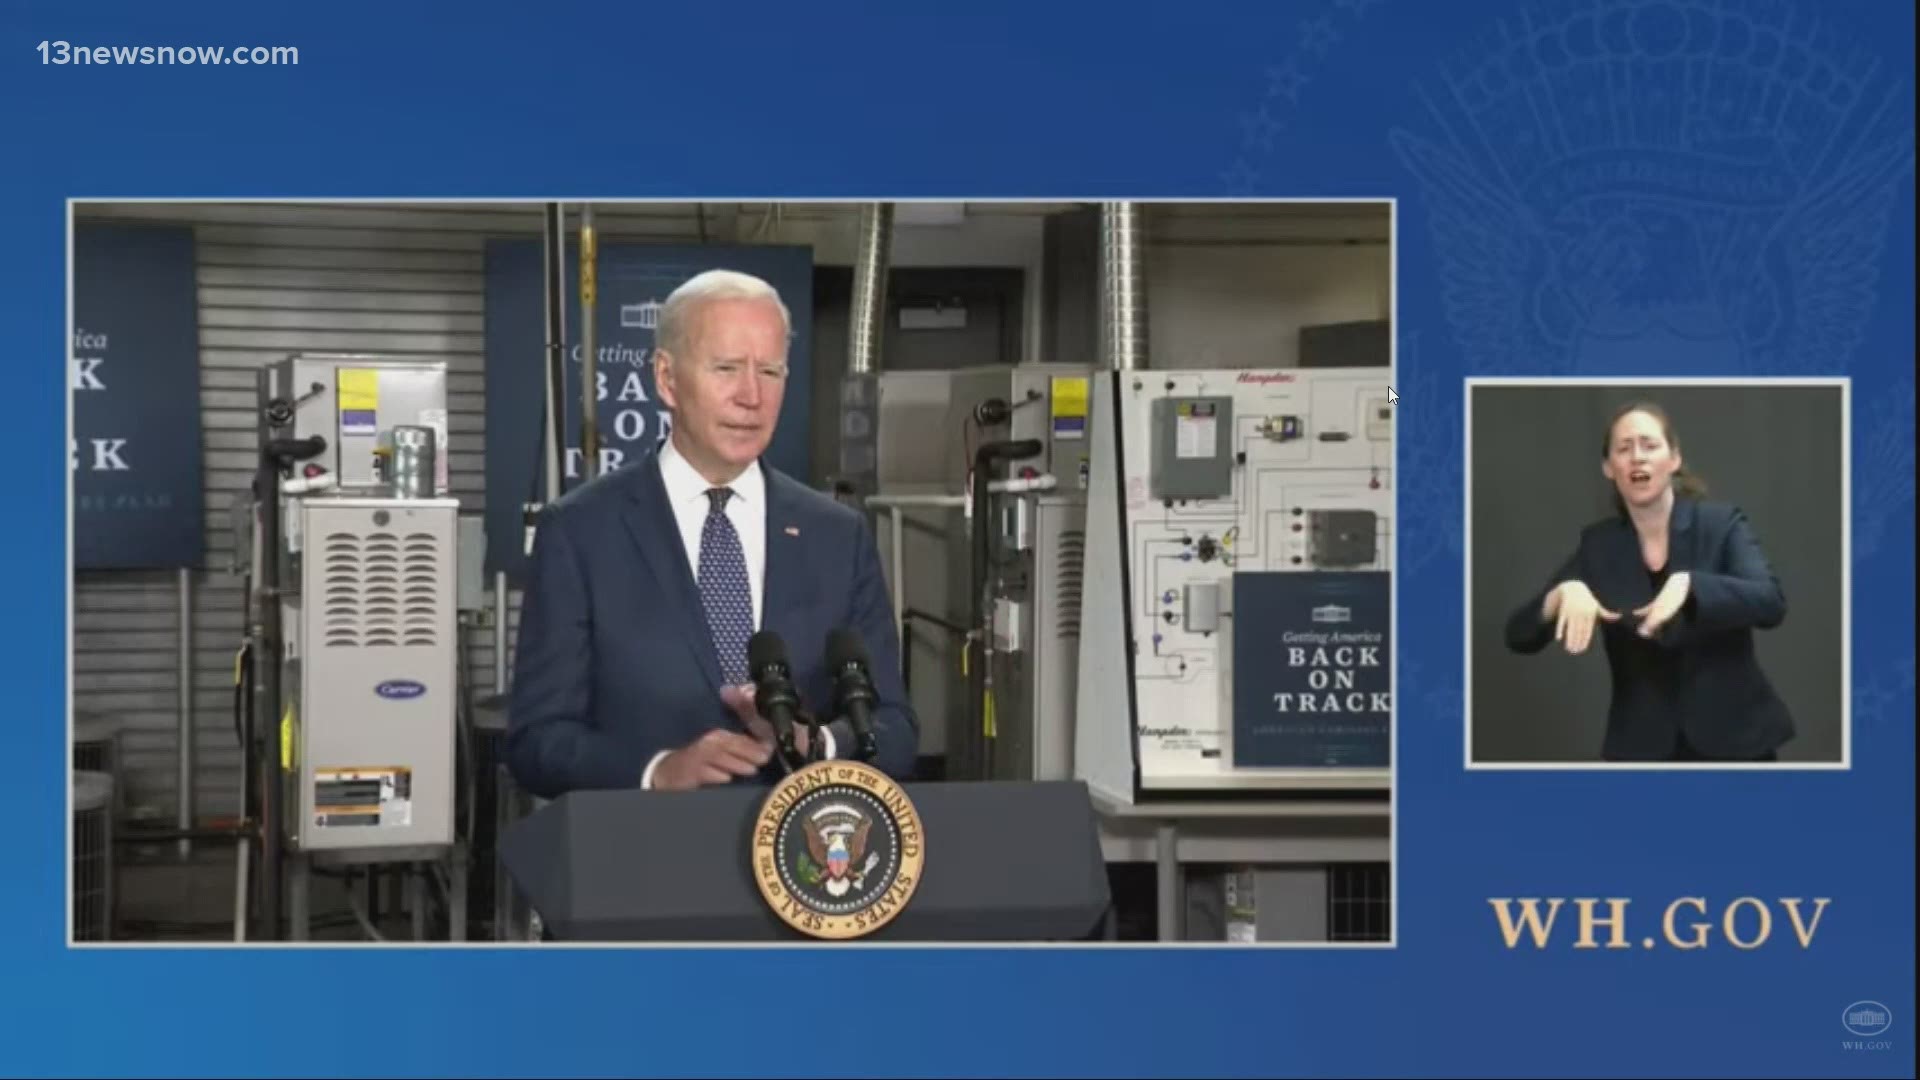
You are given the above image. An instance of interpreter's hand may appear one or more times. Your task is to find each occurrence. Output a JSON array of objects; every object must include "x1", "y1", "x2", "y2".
[
  {"x1": 721, "y1": 683, "x2": 812, "y2": 758},
  {"x1": 651, "y1": 728, "x2": 772, "y2": 791},
  {"x1": 1547, "y1": 580, "x2": 1619, "y2": 656},
  {"x1": 1634, "y1": 571, "x2": 1691, "y2": 639}
]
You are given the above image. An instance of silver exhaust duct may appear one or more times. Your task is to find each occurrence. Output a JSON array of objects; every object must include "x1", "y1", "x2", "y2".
[
  {"x1": 1099, "y1": 202, "x2": 1149, "y2": 371},
  {"x1": 835, "y1": 203, "x2": 893, "y2": 502},
  {"x1": 847, "y1": 203, "x2": 893, "y2": 375}
]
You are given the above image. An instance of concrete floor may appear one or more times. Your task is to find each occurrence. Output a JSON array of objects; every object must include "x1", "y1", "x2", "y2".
[{"x1": 108, "y1": 838, "x2": 483, "y2": 943}]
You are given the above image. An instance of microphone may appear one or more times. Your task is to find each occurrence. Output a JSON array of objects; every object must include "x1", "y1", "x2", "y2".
[
  {"x1": 748, "y1": 631, "x2": 807, "y2": 770},
  {"x1": 826, "y1": 628, "x2": 880, "y2": 763}
]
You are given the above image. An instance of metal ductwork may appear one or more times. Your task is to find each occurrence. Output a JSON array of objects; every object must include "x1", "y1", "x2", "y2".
[
  {"x1": 837, "y1": 203, "x2": 894, "y2": 500},
  {"x1": 1099, "y1": 202, "x2": 1149, "y2": 371},
  {"x1": 847, "y1": 203, "x2": 894, "y2": 375}
]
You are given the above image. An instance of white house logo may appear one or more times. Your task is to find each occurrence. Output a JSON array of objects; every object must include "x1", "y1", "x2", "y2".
[
  {"x1": 1312, "y1": 604, "x2": 1350, "y2": 624},
  {"x1": 621, "y1": 299, "x2": 663, "y2": 329},
  {"x1": 1842, "y1": 1001, "x2": 1892, "y2": 1037},
  {"x1": 1390, "y1": 0, "x2": 1913, "y2": 379}
]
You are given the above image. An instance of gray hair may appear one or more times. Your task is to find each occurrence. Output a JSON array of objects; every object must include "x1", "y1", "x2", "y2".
[{"x1": 655, "y1": 268, "x2": 793, "y2": 362}]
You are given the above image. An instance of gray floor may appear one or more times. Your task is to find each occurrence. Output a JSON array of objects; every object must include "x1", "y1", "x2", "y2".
[
  {"x1": 102, "y1": 839, "x2": 1387, "y2": 945},
  {"x1": 110, "y1": 839, "x2": 458, "y2": 943}
]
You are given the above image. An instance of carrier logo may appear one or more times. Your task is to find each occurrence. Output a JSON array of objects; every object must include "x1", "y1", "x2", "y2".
[
  {"x1": 1843, "y1": 1002, "x2": 1892, "y2": 1037},
  {"x1": 1236, "y1": 371, "x2": 1295, "y2": 385},
  {"x1": 375, "y1": 680, "x2": 426, "y2": 700}
]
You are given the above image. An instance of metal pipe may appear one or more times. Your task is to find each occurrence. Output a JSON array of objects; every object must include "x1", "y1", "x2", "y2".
[
  {"x1": 888, "y1": 506, "x2": 904, "y2": 646},
  {"x1": 1099, "y1": 202, "x2": 1150, "y2": 371},
  {"x1": 232, "y1": 835, "x2": 249, "y2": 942},
  {"x1": 1156, "y1": 822, "x2": 1181, "y2": 941},
  {"x1": 968, "y1": 439, "x2": 1044, "y2": 777},
  {"x1": 541, "y1": 203, "x2": 567, "y2": 505},
  {"x1": 493, "y1": 570, "x2": 509, "y2": 694},
  {"x1": 578, "y1": 204, "x2": 599, "y2": 482},
  {"x1": 119, "y1": 825, "x2": 247, "y2": 843},
  {"x1": 253, "y1": 458, "x2": 285, "y2": 941},
  {"x1": 869, "y1": 494, "x2": 970, "y2": 509},
  {"x1": 252, "y1": 428, "x2": 326, "y2": 941},
  {"x1": 864, "y1": 475, "x2": 1059, "y2": 511},
  {"x1": 409, "y1": 867, "x2": 427, "y2": 941},
  {"x1": 176, "y1": 567, "x2": 194, "y2": 860},
  {"x1": 847, "y1": 203, "x2": 893, "y2": 375},
  {"x1": 903, "y1": 609, "x2": 970, "y2": 637}
]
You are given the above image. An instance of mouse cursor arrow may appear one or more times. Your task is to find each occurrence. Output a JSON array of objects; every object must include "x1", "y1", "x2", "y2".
[{"x1": 1386, "y1": 387, "x2": 1398, "y2": 405}]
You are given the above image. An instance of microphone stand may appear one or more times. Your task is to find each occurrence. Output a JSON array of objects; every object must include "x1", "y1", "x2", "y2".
[{"x1": 802, "y1": 716, "x2": 829, "y2": 767}]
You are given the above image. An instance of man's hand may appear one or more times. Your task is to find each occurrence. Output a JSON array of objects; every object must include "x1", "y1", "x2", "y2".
[
  {"x1": 649, "y1": 728, "x2": 772, "y2": 791},
  {"x1": 721, "y1": 683, "x2": 813, "y2": 758},
  {"x1": 1634, "y1": 571, "x2": 1692, "y2": 639}
]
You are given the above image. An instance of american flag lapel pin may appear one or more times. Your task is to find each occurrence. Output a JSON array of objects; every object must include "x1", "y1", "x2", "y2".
[{"x1": 784, "y1": 525, "x2": 800, "y2": 537}]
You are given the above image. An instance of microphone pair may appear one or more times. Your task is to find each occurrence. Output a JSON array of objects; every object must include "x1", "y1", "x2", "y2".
[{"x1": 747, "y1": 628, "x2": 880, "y2": 769}]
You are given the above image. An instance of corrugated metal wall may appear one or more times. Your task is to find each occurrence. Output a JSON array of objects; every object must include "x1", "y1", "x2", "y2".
[{"x1": 72, "y1": 202, "x2": 722, "y2": 822}]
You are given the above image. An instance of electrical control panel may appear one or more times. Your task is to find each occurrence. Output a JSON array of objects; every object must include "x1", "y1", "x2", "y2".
[
  {"x1": 261, "y1": 354, "x2": 451, "y2": 495},
  {"x1": 1150, "y1": 396, "x2": 1235, "y2": 500},
  {"x1": 1075, "y1": 367, "x2": 1393, "y2": 800}
]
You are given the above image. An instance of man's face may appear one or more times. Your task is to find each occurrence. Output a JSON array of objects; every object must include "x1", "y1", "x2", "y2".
[{"x1": 655, "y1": 296, "x2": 789, "y2": 480}]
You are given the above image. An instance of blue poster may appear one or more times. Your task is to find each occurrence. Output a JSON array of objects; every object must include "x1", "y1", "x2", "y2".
[
  {"x1": 482, "y1": 240, "x2": 814, "y2": 582},
  {"x1": 1232, "y1": 570, "x2": 1391, "y2": 767},
  {"x1": 71, "y1": 224, "x2": 207, "y2": 570}
]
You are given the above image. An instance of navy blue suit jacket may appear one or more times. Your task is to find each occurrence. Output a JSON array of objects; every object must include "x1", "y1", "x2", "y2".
[
  {"x1": 504, "y1": 447, "x2": 919, "y2": 799},
  {"x1": 1505, "y1": 497, "x2": 1794, "y2": 761}
]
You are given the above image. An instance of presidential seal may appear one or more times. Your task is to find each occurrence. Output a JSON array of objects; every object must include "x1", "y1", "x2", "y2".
[{"x1": 752, "y1": 759, "x2": 924, "y2": 940}]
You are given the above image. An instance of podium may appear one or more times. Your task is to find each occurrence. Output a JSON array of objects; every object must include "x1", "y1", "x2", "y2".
[{"x1": 499, "y1": 778, "x2": 1113, "y2": 942}]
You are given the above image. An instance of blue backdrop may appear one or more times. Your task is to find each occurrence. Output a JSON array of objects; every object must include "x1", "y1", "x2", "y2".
[
  {"x1": 70, "y1": 222, "x2": 205, "y2": 570},
  {"x1": 6, "y1": 0, "x2": 1913, "y2": 1077},
  {"x1": 482, "y1": 239, "x2": 814, "y2": 582}
]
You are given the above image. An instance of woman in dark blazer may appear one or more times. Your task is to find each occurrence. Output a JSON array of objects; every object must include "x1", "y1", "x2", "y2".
[{"x1": 1505, "y1": 401, "x2": 1794, "y2": 762}]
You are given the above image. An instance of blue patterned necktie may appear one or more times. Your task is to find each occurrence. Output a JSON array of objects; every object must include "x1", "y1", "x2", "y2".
[{"x1": 697, "y1": 487, "x2": 754, "y2": 685}]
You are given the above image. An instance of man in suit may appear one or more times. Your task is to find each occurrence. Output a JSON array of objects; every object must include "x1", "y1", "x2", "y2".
[{"x1": 504, "y1": 269, "x2": 919, "y2": 799}]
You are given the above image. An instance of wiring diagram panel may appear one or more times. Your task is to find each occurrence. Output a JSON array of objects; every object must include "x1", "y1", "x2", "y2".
[{"x1": 1115, "y1": 368, "x2": 1394, "y2": 789}]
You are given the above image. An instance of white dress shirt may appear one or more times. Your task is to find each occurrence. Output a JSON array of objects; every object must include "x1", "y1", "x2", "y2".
[{"x1": 640, "y1": 438, "x2": 832, "y2": 789}]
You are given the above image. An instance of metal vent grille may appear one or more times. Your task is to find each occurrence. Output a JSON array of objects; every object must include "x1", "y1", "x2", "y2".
[
  {"x1": 73, "y1": 771, "x2": 115, "y2": 941},
  {"x1": 1327, "y1": 862, "x2": 1391, "y2": 942},
  {"x1": 1054, "y1": 529, "x2": 1085, "y2": 638},
  {"x1": 321, "y1": 530, "x2": 442, "y2": 648}
]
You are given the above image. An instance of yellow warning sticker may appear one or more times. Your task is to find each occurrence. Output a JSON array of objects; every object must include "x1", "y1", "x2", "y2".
[
  {"x1": 1051, "y1": 376, "x2": 1089, "y2": 441},
  {"x1": 1050, "y1": 376, "x2": 1088, "y2": 419},
  {"x1": 338, "y1": 369, "x2": 379, "y2": 436},
  {"x1": 337, "y1": 369, "x2": 379, "y2": 411}
]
